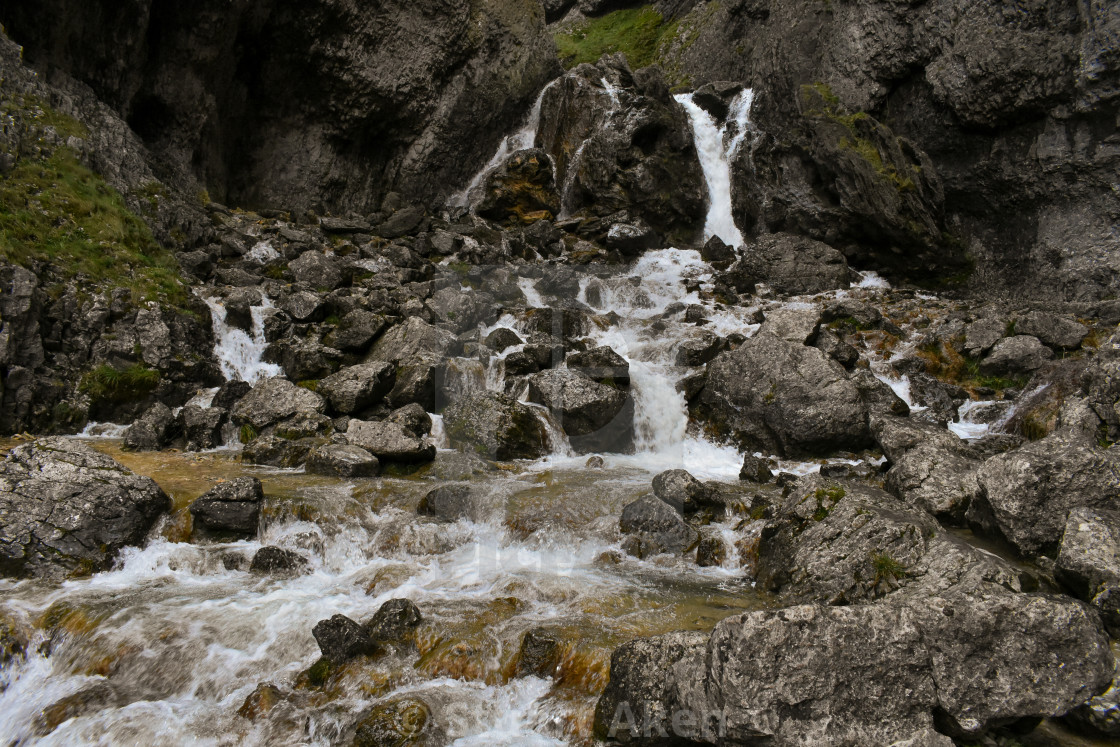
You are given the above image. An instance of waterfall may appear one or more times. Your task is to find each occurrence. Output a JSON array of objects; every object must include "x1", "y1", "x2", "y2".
[
  {"x1": 675, "y1": 89, "x2": 754, "y2": 248},
  {"x1": 202, "y1": 295, "x2": 282, "y2": 383},
  {"x1": 449, "y1": 79, "x2": 559, "y2": 210}
]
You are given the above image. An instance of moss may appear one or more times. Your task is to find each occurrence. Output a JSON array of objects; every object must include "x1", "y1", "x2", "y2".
[
  {"x1": 555, "y1": 7, "x2": 676, "y2": 70},
  {"x1": 305, "y1": 657, "x2": 334, "y2": 687},
  {"x1": 0, "y1": 148, "x2": 191, "y2": 310},
  {"x1": 296, "y1": 380, "x2": 320, "y2": 393},
  {"x1": 1, "y1": 94, "x2": 89, "y2": 140},
  {"x1": 239, "y1": 424, "x2": 259, "y2": 444},
  {"x1": 78, "y1": 364, "x2": 160, "y2": 404}
]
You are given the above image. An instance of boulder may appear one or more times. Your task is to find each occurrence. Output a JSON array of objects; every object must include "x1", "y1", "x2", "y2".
[
  {"x1": 212, "y1": 380, "x2": 252, "y2": 412},
  {"x1": 870, "y1": 414, "x2": 968, "y2": 464},
  {"x1": 484, "y1": 328, "x2": 523, "y2": 353},
  {"x1": 674, "y1": 332, "x2": 724, "y2": 367},
  {"x1": 516, "y1": 627, "x2": 564, "y2": 678},
  {"x1": 290, "y1": 250, "x2": 342, "y2": 291},
  {"x1": 417, "y1": 483, "x2": 484, "y2": 522},
  {"x1": 697, "y1": 332, "x2": 870, "y2": 457},
  {"x1": 723, "y1": 233, "x2": 849, "y2": 295},
  {"x1": 317, "y1": 362, "x2": 396, "y2": 415},
  {"x1": 443, "y1": 392, "x2": 548, "y2": 460},
  {"x1": 363, "y1": 598, "x2": 423, "y2": 645},
  {"x1": 386, "y1": 403, "x2": 432, "y2": 437},
  {"x1": 345, "y1": 420, "x2": 435, "y2": 464},
  {"x1": 365, "y1": 317, "x2": 457, "y2": 410},
  {"x1": 1056, "y1": 507, "x2": 1120, "y2": 634},
  {"x1": 979, "y1": 335, "x2": 1053, "y2": 376},
  {"x1": 758, "y1": 305, "x2": 821, "y2": 344},
  {"x1": 249, "y1": 546, "x2": 308, "y2": 577},
  {"x1": 527, "y1": 368, "x2": 633, "y2": 452},
  {"x1": 619, "y1": 495, "x2": 698, "y2": 559},
  {"x1": 476, "y1": 148, "x2": 560, "y2": 224},
  {"x1": 850, "y1": 368, "x2": 910, "y2": 418},
  {"x1": 231, "y1": 378, "x2": 326, "y2": 430},
  {"x1": 189, "y1": 477, "x2": 263, "y2": 538},
  {"x1": 123, "y1": 403, "x2": 179, "y2": 452},
  {"x1": 281, "y1": 290, "x2": 326, "y2": 323},
  {"x1": 353, "y1": 697, "x2": 440, "y2": 747},
  {"x1": 739, "y1": 454, "x2": 775, "y2": 483},
  {"x1": 426, "y1": 287, "x2": 497, "y2": 333},
  {"x1": 181, "y1": 405, "x2": 227, "y2": 451},
  {"x1": 651, "y1": 469, "x2": 714, "y2": 514},
  {"x1": 566, "y1": 346, "x2": 630, "y2": 386},
  {"x1": 605, "y1": 220, "x2": 658, "y2": 256},
  {"x1": 267, "y1": 338, "x2": 342, "y2": 382},
  {"x1": 1016, "y1": 311, "x2": 1087, "y2": 351},
  {"x1": 968, "y1": 433, "x2": 1120, "y2": 557},
  {"x1": 1066, "y1": 659, "x2": 1120, "y2": 737},
  {"x1": 812, "y1": 327, "x2": 859, "y2": 368},
  {"x1": 324, "y1": 310, "x2": 389, "y2": 352},
  {"x1": 305, "y1": 444, "x2": 380, "y2": 478},
  {"x1": 963, "y1": 316, "x2": 1006, "y2": 357},
  {"x1": 312, "y1": 614, "x2": 372, "y2": 662},
  {"x1": 885, "y1": 444, "x2": 982, "y2": 524},
  {"x1": 241, "y1": 435, "x2": 322, "y2": 468},
  {"x1": 0, "y1": 438, "x2": 170, "y2": 579}
]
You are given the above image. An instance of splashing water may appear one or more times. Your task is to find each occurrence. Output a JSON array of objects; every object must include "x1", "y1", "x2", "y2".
[
  {"x1": 675, "y1": 89, "x2": 753, "y2": 248},
  {"x1": 203, "y1": 295, "x2": 283, "y2": 383}
]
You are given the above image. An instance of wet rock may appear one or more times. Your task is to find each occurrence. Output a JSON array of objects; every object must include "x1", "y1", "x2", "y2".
[
  {"x1": 313, "y1": 614, "x2": 373, "y2": 662},
  {"x1": 181, "y1": 404, "x2": 227, "y2": 451},
  {"x1": 619, "y1": 495, "x2": 698, "y2": 558},
  {"x1": 586, "y1": 455, "x2": 605, "y2": 469},
  {"x1": 651, "y1": 469, "x2": 714, "y2": 514},
  {"x1": 33, "y1": 682, "x2": 119, "y2": 737},
  {"x1": 306, "y1": 444, "x2": 380, "y2": 478},
  {"x1": 417, "y1": 483, "x2": 483, "y2": 522},
  {"x1": 325, "y1": 310, "x2": 389, "y2": 353},
  {"x1": 346, "y1": 420, "x2": 434, "y2": 463},
  {"x1": 850, "y1": 368, "x2": 910, "y2": 419},
  {"x1": 476, "y1": 148, "x2": 560, "y2": 224},
  {"x1": 697, "y1": 332, "x2": 870, "y2": 457},
  {"x1": 426, "y1": 287, "x2": 497, "y2": 333},
  {"x1": 291, "y1": 250, "x2": 343, "y2": 291},
  {"x1": 813, "y1": 327, "x2": 859, "y2": 369},
  {"x1": 0, "y1": 438, "x2": 170, "y2": 579},
  {"x1": 968, "y1": 433, "x2": 1120, "y2": 557},
  {"x1": 739, "y1": 454, "x2": 775, "y2": 483},
  {"x1": 318, "y1": 362, "x2": 396, "y2": 415},
  {"x1": 907, "y1": 373, "x2": 968, "y2": 423},
  {"x1": 695, "y1": 531, "x2": 728, "y2": 568},
  {"x1": 1016, "y1": 311, "x2": 1087, "y2": 351},
  {"x1": 353, "y1": 697, "x2": 437, "y2": 747},
  {"x1": 241, "y1": 435, "x2": 321, "y2": 468},
  {"x1": 979, "y1": 335, "x2": 1053, "y2": 376},
  {"x1": 759, "y1": 306, "x2": 821, "y2": 344},
  {"x1": 1057, "y1": 508, "x2": 1120, "y2": 634},
  {"x1": 606, "y1": 220, "x2": 657, "y2": 256},
  {"x1": 1065, "y1": 658, "x2": 1120, "y2": 737},
  {"x1": 516, "y1": 627, "x2": 563, "y2": 678},
  {"x1": 366, "y1": 317, "x2": 457, "y2": 410},
  {"x1": 701, "y1": 234, "x2": 735, "y2": 265},
  {"x1": 274, "y1": 412, "x2": 333, "y2": 440},
  {"x1": 386, "y1": 403, "x2": 432, "y2": 437},
  {"x1": 268, "y1": 338, "x2": 343, "y2": 382},
  {"x1": 189, "y1": 477, "x2": 263, "y2": 538},
  {"x1": 237, "y1": 683, "x2": 285, "y2": 721},
  {"x1": 566, "y1": 346, "x2": 630, "y2": 386},
  {"x1": 674, "y1": 332, "x2": 724, "y2": 366},
  {"x1": 870, "y1": 415, "x2": 968, "y2": 463},
  {"x1": 723, "y1": 233, "x2": 849, "y2": 295},
  {"x1": 0, "y1": 612, "x2": 28, "y2": 665},
  {"x1": 527, "y1": 368, "x2": 632, "y2": 453},
  {"x1": 364, "y1": 598, "x2": 423, "y2": 645},
  {"x1": 484, "y1": 328, "x2": 523, "y2": 353},
  {"x1": 249, "y1": 546, "x2": 309, "y2": 577},
  {"x1": 231, "y1": 377, "x2": 326, "y2": 430},
  {"x1": 123, "y1": 402, "x2": 179, "y2": 451},
  {"x1": 885, "y1": 444, "x2": 982, "y2": 524},
  {"x1": 443, "y1": 392, "x2": 548, "y2": 460},
  {"x1": 212, "y1": 380, "x2": 252, "y2": 412},
  {"x1": 378, "y1": 206, "x2": 426, "y2": 239}
]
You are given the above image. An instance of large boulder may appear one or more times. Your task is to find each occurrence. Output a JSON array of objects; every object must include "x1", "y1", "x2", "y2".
[
  {"x1": 979, "y1": 335, "x2": 1053, "y2": 376},
  {"x1": 305, "y1": 444, "x2": 380, "y2": 478},
  {"x1": 884, "y1": 444, "x2": 982, "y2": 524},
  {"x1": 526, "y1": 368, "x2": 633, "y2": 453},
  {"x1": 1016, "y1": 311, "x2": 1087, "y2": 351},
  {"x1": 871, "y1": 414, "x2": 968, "y2": 464},
  {"x1": 967, "y1": 433, "x2": 1120, "y2": 558},
  {"x1": 345, "y1": 420, "x2": 435, "y2": 464},
  {"x1": 476, "y1": 148, "x2": 560, "y2": 224},
  {"x1": 230, "y1": 377, "x2": 326, "y2": 431},
  {"x1": 181, "y1": 405, "x2": 227, "y2": 451},
  {"x1": 619, "y1": 495, "x2": 698, "y2": 559},
  {"x1": 1056, "y1": 507, "x2": 1120, "y2": 635},
  {"x1": 0, "y1": 438, "x2": 170, "y2": 579},
  {"x1": 417, "y1": 483, "x2": 485, "y2": 522},
  {"x1": 189, "y1": 477, "x2": 263, "y2": 538},
  {"x1": 365, "y1": 317, "x2": 457, "y2": 410},
  {"x1": 722, "y1": 233, "x2": 850, "y2": 295},
  {"x1": 442, "y1": 392, "x2": 548, "y2": 460},
  {"x1": 289, "y1": 250, "x2": 342, "y2": 291},
  {"x1": 696, "y1": 332, "x2": 870, "y2": 457},
  {"x1": 122, "y1": 403, "x2": 179, "y2": 452},
  {"x1": 317, "y1": 362, "x2": 396, "y2": 415}
]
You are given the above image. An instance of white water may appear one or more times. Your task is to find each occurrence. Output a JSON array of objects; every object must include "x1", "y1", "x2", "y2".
[
  {"x1": 675, "y1": 89, "x2": 753, "y2": 248},
  {"x1": 203, "y1": 295, "x2": 283, "y2": 383},
  {"x1": 450, "y1": 80, "x2": 558, "y2": 210}
]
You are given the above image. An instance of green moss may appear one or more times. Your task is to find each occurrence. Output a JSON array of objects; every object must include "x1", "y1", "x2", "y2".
[
  {"x1": 555, "y1": 7, "x2": 676, "y2": 70},
  {"x1": 810, "y1": 485, "x2": 845, "y2": 521},
  {"x1": 296, "y1": 380, "x2": 320, "y2": 392},
  {"x1": 305, "y1": 657, "x2": 333, "y2": 687},
  {"x1": 1, "y1": 94, "x2": 89, "y2": 140},
  {"x1": 239, "y1": 424, "x2": 259, "y2": 444},
  {"x1": 871, "y1": 552, "x2": 907, "y2": 582},
  {"x1": 79, "y1": 364, "x2": 160, "y2": 404},
  {"x1": 0, "y1": 148, "x2": 191, "y2": 310}
]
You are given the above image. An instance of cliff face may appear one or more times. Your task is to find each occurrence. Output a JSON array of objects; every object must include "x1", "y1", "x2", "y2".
[{"x1": 0, "y1": 0, "x2": 561, "y2": 213}]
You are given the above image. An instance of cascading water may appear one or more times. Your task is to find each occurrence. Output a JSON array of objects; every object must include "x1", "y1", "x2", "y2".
[
  {"x1": 450, "y1": 80, "x2": 559, "y2": 210},
  {"x1": 203, "y1": 295, "x2": 283, "y2": 383},
  {"x1": 675, "y1": 89, "x2": 754, "y2": 248}
]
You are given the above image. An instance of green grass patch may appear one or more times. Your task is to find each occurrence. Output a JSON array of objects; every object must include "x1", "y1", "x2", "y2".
[
  {"x1": 871, "y1": 552, "x2": 907, "y2": 583},
  {"x1": 0, "y1": 148, "x2": 191, "y2": 309},
  {"x1": 555, "y1": 7, "x2": 677, "y2": 70},
  {"x1": 79, "y1": 363, "x2": 160, "y2": 404},
  {"x1": 1, "y1": 94, "x2": 89, "y2": 140}
]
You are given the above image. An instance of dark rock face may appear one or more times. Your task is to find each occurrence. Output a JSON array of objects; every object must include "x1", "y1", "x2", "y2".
[
  {"x1": 619, "y1": 495, "x2": 697, "y2": 559},
  {"x1": 476, "y1": 149, "x2": 560, "y2": 225},
  {"x1": 526, "y1": 368, "x2": 633, "y2": 453},
  {"x1": 968, "y1": 433, "x2": 1120, "y2": 558},
  {"x1": 516, "y1": 627, "x2": 563, "y2": 678},
  {"x1": 0, "y1": 0, "x2": 560, "y2": 212},
  {"x1": 189, "y1": 477, "x2": 263, "y2": 538},
  {"x1": 123, "y1": 402, "x2": 179, "y2": 451},
  {"x1": 696, "y1": 332, "x2": 870, "y2": 457},
  {"x1": 443, "y1": 392, "x2": 548, "y2": 461},
  {"x1": 312, "y1": 614, "x2": 371, "y2": 662},
  {"x1": 722, "y1": 233, "x2": 850, "y2": 295},
  {"x1": 0, "y1": 438, "x2": 170, "y2": 579},
  {"x1": 181, "y1": 405, "x2": 227, "y2": 451},
  {"x1": 249, "y1": 546, "x2": 308, "y2": 577}
]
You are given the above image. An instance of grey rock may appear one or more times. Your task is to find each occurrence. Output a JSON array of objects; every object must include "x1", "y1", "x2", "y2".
[
  {"x1": 1057, "y1": 507, "x2": 1120, "y2": 634},
  {"x1": 979, "y1": 335, "x2": 1053, "y2": 376},
  {"x1": 759, "y1": 305, "x2": 822, "y2": 344},
  {"x1": 273, "y1": 411, "x2": 333, "y2": 440},
  {"x1": 605, "y1": 221, "x2": 658, "y2": 256},
  {"x1": 619, "y1": 495, "x2": 698, "y2": 558},
  {"x1": 345, "y1": 420, "x2": 435, "y2": 464},
  {"x1": 1066, "y1": 658, "x2": 1120, "y2": 737},
  {"x1": 443, "y1": 392, "x2": 548, "y2": 461},
  {"x1": 189, "y1": 477, "x2": 262, "y2": 538},
  {"x1": 123, "y1": 402, "x2": 179, "y2": 452},
  {"x1": 567, "y1": 346, "x2": 630, "y2": 386},
  {"x1": 739, "y1": 454, "x2": 775, "y2": 483},
  {"x1": 968, "y1": 433, "x2": 1120, "y2": 557},
  {"x1": 1017, "y1": 310, "x2": 1088, "y2": 351},
  {"x1": 241, "y1": 435, "x2": 322, "y2": 468},
  {"x1": 318, "y1": 362, "x2": 395, "y2": 415},
  {"x1": 885, "y1": 444, "x2": 982, "y2": 524},
  {"x1": 723, "y1": 233, "x2": 849, "y2": 295},
  {"x1": 870, "y1": 414, "x2": 968, "y2": 464},
  {"x1": 850, "y1": 368, "x2": 910, "y2": 418},
  {"x1": 230, "y1": 378, "x2": 326, "y2": 430},
  {"x1": 516, "y1": 627, "x2": 563, "y2": 678},
  {"x1": 813, "y1": 327, "x2": 859, "y2": 369},
  {"x1": 363, "y1": 598, "x2": 423, "y2": 645},
  {"x1": 312, "y1": 614, "x2": 371, "y2": 662},
  {"x1": 417, "y1": 483, "x2": 484, "y2": 522},
  {"x1": 697, "y1": 332, "x2": 870, "y2": 457},
  {"x1": 181, "y1": 405, "x2": 226, "y2": 451},
  {"x1": 674, "y1": 332, "x2": 724, "y2": 367},
  {"x1": 484, "y1": 328, "x2": 522, "y2": 353},
  {"x1": 305, "y1": 444, "x2": 380, "y2": 478},
  {"x1": 963, "y1": 317, "x2": 1006, "y2": 357},
  {"x1": 651, "y1": 469, "x2": 714, "y2": 514},
  {"x1": 0, "y1": 438, "x2": 170, "y2": 579},
  {"x1": 267, "y1": 338, "x2": 342, "y2": 382},
  {"x1": 281, "y1": 291, "x2": 327, "y2": 323},
  {"x1": 249, "y1": 546, "x2": 308, "y2": 577},
  {"x1": 324, "y1": 310, "x2": 388, "y2": 352},
  {"x1": 527, "y1": 368, "x2": 632, "y2": 452},
  {"x1": 386, "y1": 403, "x2": 431, "y2": 437},
  {"x1": 212, "y1": 381, "x2": 252, "y2": 412}
]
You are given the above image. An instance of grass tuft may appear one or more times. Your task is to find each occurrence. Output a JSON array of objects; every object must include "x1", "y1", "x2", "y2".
[
  {"x1": 79, "y1": 364, "x2": 160, "y2": 404},
  {"x1": 556, "y1": 7, "x2": 676, "y2": 70}
]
